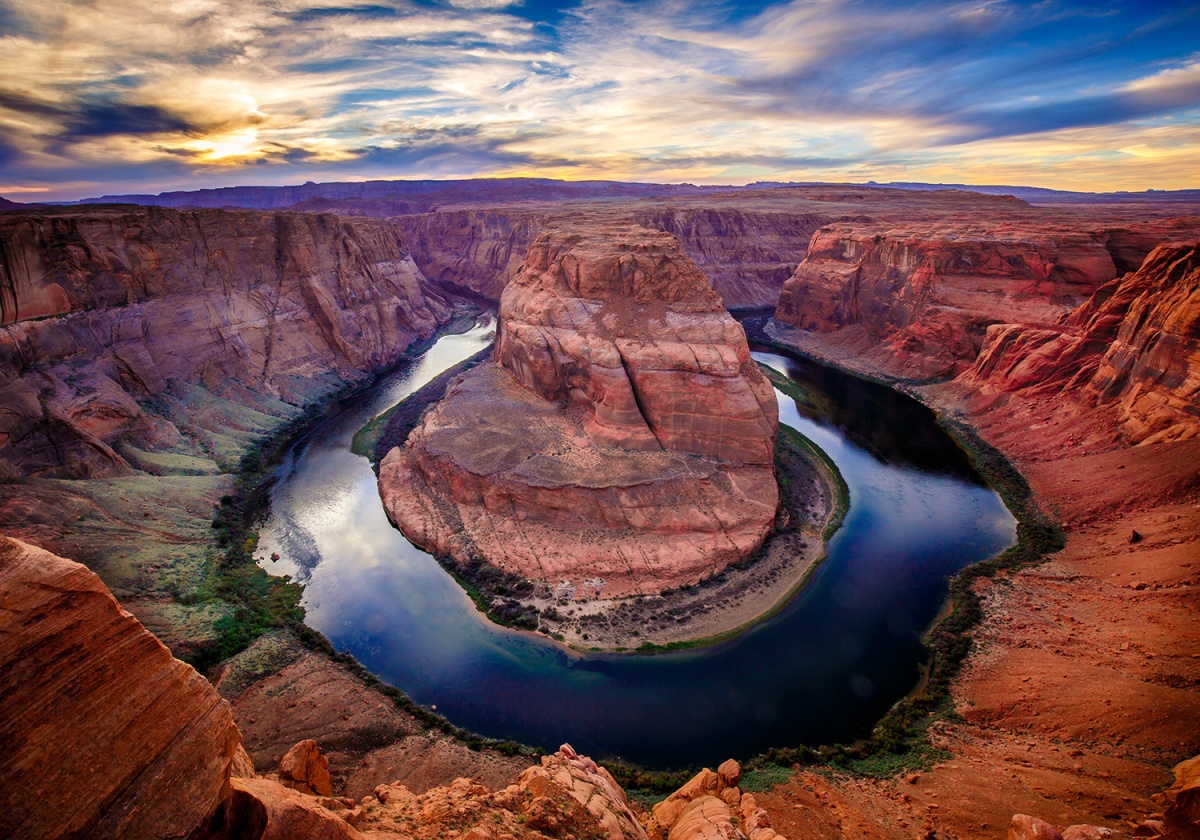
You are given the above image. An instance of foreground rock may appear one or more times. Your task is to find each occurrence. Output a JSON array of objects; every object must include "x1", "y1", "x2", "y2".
[
  {"x1": 380, "y1": 223, "x2": 778, "y2": 598},
  {"x1": 0, "y1": 535, "x2": 240, "y2": 838}
]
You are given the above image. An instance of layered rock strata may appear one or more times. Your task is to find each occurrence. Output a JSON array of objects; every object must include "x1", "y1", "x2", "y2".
[
  {"x1": 965, "y1": 242, "x2": 1200, "y2": 443},
  {"x1": 380, "y1": 224, "x2": 778, "y2": 598},
  {"x1": 396, "y1": 205, "x2": 828, "y2": 310},
  {"x1": 0, "y1": 535, "x2": 241, "y2": 839},
  {"x1": 0, "y1": 206, "x2": 452, "y2": 478},
  {"x1": 774, "y1": 221, "x2": 1126, "y2": 378}
]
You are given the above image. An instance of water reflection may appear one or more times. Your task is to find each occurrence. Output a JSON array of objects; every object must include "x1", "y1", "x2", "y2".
[{"x1": 256, "y1": 323, "x2": 1015, "y2": 769}]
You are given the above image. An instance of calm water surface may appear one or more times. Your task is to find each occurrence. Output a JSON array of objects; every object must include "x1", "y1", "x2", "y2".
[{"x1": 256, "y1": 320, "x2": 1015, "y2": 768}]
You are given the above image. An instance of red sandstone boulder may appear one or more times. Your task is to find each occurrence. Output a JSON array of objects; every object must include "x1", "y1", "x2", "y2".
[
  {"x1": 1009, "y1": 814, "x2": 1066, "y2": 840},
  {"x1": 280, "y1": 739, "x2": 334, "y2": 797}
]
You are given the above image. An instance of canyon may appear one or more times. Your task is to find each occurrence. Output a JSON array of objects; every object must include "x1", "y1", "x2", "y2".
[{"x1": 0, "y1": 179, "x2": 1198, "y2": 838}]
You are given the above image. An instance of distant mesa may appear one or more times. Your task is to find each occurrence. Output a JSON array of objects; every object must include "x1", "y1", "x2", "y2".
[{"x1": 378, "y1": 222, "x2": 779, "y2": 599}]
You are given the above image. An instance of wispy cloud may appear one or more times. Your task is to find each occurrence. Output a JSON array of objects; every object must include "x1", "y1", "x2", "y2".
[{"x1": 0, "y1": 0, "x2": 1197, "y2": 198}]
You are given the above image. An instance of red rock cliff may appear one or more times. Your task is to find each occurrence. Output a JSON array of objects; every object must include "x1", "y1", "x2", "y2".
[
  {"x1": 774, "y1": 220, "x2": 1121, "y2": 378},
  {"x1": 965, "y1": 242, "x2": 1200, "y2": 443},
  {"x1": 379, "y1": 224, "x2": 778, "y2": 598},
  {"x1": 0, "y1": 207, "x2": 452, "y2": 478}
]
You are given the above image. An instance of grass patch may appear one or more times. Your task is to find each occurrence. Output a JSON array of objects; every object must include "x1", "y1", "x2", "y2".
[{"x1": 739, "y1": 764, "x2": 795, "y2": 792}]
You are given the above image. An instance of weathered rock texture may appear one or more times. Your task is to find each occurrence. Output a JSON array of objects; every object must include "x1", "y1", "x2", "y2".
[
  {"x1": 395, "y1": 208, "x2": 543, "y2": 300},
  {"x1": 647, "y1": 761, "x2": 786, "y2": 840},
  {"x1": 775, "y1": 220, "x2": 1126, "y2": 378},
  {"x1": 396, "y1": 204, "x2": 827, "y2": 309},
  {"x1": 381, "y1": 224, "x2": 778, "y2": 598},
  {"x1": 633, "y1": 207, "x2": 828, "y2": 308},
  {"x1": 965, "y1": 243, "x2": 1200, "y2": 443},
  {"x1": 0, "y1": 535, "x2": 240, "y2": 839},
  {"x1": 0, "y1": 206, "x2": 452, "y2": 478}
]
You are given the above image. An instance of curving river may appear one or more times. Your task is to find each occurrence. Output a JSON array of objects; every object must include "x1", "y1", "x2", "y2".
[{"x1": 256, "y1": 316, "x2": 1015, "y2": 769}]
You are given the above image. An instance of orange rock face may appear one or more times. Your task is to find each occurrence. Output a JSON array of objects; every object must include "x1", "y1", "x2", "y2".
[
  {"x1": 775, "y1": 220, "x2": 1123, "y2": 378},
  {"x1": 965, "y1": 243, "x2": 1200, "y2": 443},
  {"x1": 0, "y1": 535, "x2": 241, "y2": 839},
  {"x1": 380, "y1": 224, "x2": 778, "y2": 598},
  {"x1": 0, "y1": 206, "x2": 452, "y2": 477}
]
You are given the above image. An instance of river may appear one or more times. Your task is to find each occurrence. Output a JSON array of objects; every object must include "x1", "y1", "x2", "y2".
[{"x1": 256, "y1": 315, "x2": 1015, "y2": 769}]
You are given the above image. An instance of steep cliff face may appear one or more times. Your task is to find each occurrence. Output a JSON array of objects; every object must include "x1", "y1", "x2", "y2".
[
  {"x1": 380, "y1": 224, "x2": 778, "y2": 598},
  {"x1": 966, "y1": 242, "x2": 1200, "y2": 443},
  {"x1": 634, "y1": 207, "x2": 829, "y2": 308},
  {"x1": 0, "y1": 207, "x2": 452, "y2": 477},
  {"x1": 394, "y1": 208, "x2": 543, "y2": 299},
  {"x1": 774, "y1": 221, "x2": 1121, "y2": 378},
  {"x1": 0, "y1": 535, "x2": 241, "y2": 839},
  {"x1": 396, "y1": 205, "x2": 828, "y2": 310}
]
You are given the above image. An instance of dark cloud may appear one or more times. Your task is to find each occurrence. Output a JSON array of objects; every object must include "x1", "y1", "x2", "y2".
[{"x1": 64, "y1": 101, "x2": 196, "y2": 139}]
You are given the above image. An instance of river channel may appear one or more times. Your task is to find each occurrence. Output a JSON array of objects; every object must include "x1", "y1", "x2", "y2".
[{"x1": 256, "y1": 315, "x2": 1016, "y2": 769}]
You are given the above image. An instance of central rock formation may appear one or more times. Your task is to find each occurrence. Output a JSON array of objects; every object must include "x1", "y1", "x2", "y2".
[{"x1": 380, "y1": 224, "x2": 778, "y2": 598}]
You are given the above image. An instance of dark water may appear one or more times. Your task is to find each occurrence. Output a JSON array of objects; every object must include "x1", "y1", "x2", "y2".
[{"x1": 257, "y1": 322, "x2": 1015, "y2": 769}]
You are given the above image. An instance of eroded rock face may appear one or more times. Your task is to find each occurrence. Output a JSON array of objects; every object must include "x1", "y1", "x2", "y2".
[
  {"x1": 964, "y1": 243, "x2": 1200, "y2": 443},
  {"x1": 0, "y1": 535, "x2": 241, "y2": 839},
  {"x1": 0, "y1": 207, "x2": 452, "y2": 477},
  {"x1": 381, "y1": 224, "x2": 778, "y2": 598},
  {"x1": 775, "y1": 221, "x2": 1121, "y2": 378}
]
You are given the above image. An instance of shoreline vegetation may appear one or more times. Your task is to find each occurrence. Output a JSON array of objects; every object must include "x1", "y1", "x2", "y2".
[
  {"x1": 200, "y1": 310, "x2": 1059, "y2": 798},
  {"x1": 362, "y1": 344, "x2": 850, "y2": 655}
]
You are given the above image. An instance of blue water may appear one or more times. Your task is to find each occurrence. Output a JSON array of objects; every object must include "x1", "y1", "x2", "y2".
[{"x1": 257, "y1": 320, "x2": 1015, "y2": 769}]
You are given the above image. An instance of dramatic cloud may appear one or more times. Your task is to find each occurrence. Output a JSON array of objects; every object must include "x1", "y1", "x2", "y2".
[{"x1": 0, "y1": 0, "x2": 1197, "y2": 198}]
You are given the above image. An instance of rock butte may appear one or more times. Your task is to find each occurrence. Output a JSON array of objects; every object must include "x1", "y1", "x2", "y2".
[{"x1": 380, "y1": 223, "x2": 779, "y2": 598}]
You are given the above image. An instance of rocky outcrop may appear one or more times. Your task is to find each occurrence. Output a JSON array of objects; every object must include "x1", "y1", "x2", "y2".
[
  {"x1": 0, "y1": 206, "x2": 452, "y2": 477},
  {"x1": 775, "y1": 221, "x2": 1121, "y2": 378},
  {"x1": 380, "y1": 224, "x2": 778, "y2": 598},
  {"x1": 279, "y1": 739, "x2": 334, "y2": 797},
  {"x1": 395, "y1": 208, "x2": 543, "y2": 299},
  {"x1": 648, "y1": 761, "x2": 786, "y2": 840},
  {"x1": 964, "y1": 243, "x2": 1200, "y2": 443},
  {"x1": 0, "y1": 535, "x2": 241, "y2": 839},
  {"x1": 634, "y1": 207, "x2": 828, "y2": 308}
]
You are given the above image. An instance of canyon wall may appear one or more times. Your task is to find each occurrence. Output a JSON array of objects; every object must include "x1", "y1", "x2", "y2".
[
  {"x1": 774, "y1": 220, "x2": 1124, "y2": 378},
  {"x1": 380, "y1": 223, "x2": 778, "y2": 598},
  {"x1": 396, "y1": 205, "x2": 827, "y2": 310},
  {"x1": 394, "y1": 208, "x2": 543, "y2": 300},
  {"x1": 0, "y1": 207, "x2": 452, "y2": 478},
  {"x1": 633, "y1": 207, "x2": 828, "y2": 308},
  {"x1": 965, "y1": 242, "x2": 1200, "y2": 443}
]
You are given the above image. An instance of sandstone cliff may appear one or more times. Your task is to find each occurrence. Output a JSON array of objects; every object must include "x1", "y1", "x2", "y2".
[
  {"x1": 774, "y1": 220, "x2": 1122, "y2": 378},
  {"x1": 0, "y1": 206, "x2": 452, "y2": 478},
  {"x1": 965, "y1": 242, "x2": 1200, "y2": 443},
  {"x1": 0, "y1": 535, "x2": 242, "y2": 839},
  {"x1": 395, "y1": 208, "x2": 543, "y2": 300},
  {"x1": 633, "y1": 206, "x2": 828, "y2": 308},
  {"x1": 396, "y1": 204, "x2": 827, "y2": 310},
  {"x1": 380, "y1": 223, "x2": 778, "y2": 598}
]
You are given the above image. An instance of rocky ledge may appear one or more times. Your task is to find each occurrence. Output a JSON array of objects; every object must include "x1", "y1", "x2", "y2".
[{"x1": 379, "y1": 223, "x2": 778, "y2": 600}]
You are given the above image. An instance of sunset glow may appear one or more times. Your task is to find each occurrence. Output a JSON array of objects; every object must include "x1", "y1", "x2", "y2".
[{"x1": 1, "y1": 0, "x2": 1198, "y2": 199}]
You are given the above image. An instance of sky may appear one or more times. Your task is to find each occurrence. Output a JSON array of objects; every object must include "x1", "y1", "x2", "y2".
[{"x1": 1, "y1": 0, "x2": 1198, "y2": 200}]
